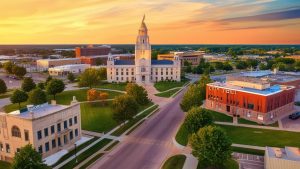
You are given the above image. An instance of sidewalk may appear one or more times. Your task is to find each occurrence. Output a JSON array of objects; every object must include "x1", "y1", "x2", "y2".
[{"x1": 182, "y1": 154, "x2": 198, "y2": 169}]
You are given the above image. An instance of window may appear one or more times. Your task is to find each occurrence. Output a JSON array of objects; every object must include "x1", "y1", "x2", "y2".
[
  {"x1": 57, "y1": 123, "x2": 61, "y2": 132},
  {"x1": 64, "y1": 135, "x2": 67, "y2": 144},
  {"x1": 0, "y1": 143, "x2": 3, "y2": 151},
  {"x1": 52, "y1": 139, "x2": 56, "y2": 148},
  {"x1": 37, "y1": 130, "x2": 42, "y2": 140},
  {"x1": 141, "y1": 67, "x2": 146, "y2": 72},
  {"x1": 51, "y1": 125, "x2": 55, "y2": 134},
  {"x1": 24, "y1": 130, "x2": 29, "y2": 141},
  {"x1": 69, "y1": 118, "x2": 73, "y2": 126},
  {"x1": 38, "y1": 145, "x2": 43, "y2": 154},
  {"x1": 16, "y1": 148, "x2": 20, "y2": 152},
  {"x1": 45, "y1": 142, "x2": 49, "y2": 152},
  {"x1": 75, "y1": 129, "x2": 78, "y2": 137},
  {"x1": 64, "y1": 120, "x2": 68, "y2": 129},
  {"x1": 70, "y1": 131, "x2": 73, "y2": 140},
  {"x1": 12, "y1": 126, "x2": 21, "y2": 138},
  {"x1": 74, "y1": 116, "x2": 78, "y2": 124},
  {"x1": 58, "y1": 138, "x2": 61, "y2": 147},
  {"x1": 44, "y1": 128, "x2": 48, "y2": 137},
  {"x1": 6, "y1": 144, "x2": 10, "y2": 153}
]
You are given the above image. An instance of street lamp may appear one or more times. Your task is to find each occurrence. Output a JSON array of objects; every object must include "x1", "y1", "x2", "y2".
[{"x1": 74, "y1": 143, "x2": 78, "y2": 163}]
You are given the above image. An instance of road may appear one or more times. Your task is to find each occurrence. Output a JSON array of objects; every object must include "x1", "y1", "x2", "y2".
[{"x1": 90, "y1": 89, "x2": 186, "y2": 169}]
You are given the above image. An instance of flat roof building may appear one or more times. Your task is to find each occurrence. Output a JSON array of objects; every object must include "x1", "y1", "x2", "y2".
[
  {"x1": 0, "y1": 99, "x2": 81, "y2": 162},
  {"x1": 158, "y1": 51, "x2": 204, "y2": 66},
  {"x1": 48, "y1": 64, "x2": 90, "y2": 76},
  {"x1": 265, "y1": 147, "x2": 300, "y2": 169},
  {"x1": 36, "y1": 58, "x2": 81, "y2": 70},
  {"x1": 205, "y1": 72, "x2": 296, "y2": 124}
]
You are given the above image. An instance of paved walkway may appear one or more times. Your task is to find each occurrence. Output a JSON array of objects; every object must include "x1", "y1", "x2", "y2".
[
  {"x1": 215, "y1": 121, "x2": 300, "y2": 133},
  {"x1": 0, "y1": 98, "x2": 10, "y2": 111},
  {"x1": 182, "y1": 154, "x2": 198, "y2": 169},
  {"x1": 142, "y1": 83, "x2": 172, "y2": 107}
]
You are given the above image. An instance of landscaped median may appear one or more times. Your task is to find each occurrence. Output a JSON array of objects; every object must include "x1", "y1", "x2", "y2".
[
  {"x1": 154, "y1": 79, "x2": 189, "y2": 92},
  {"x1": 155, "y1": 88, "x2": 181, "y2": 98},
  {"x1": 162, "y1": 154, "x2": 186, "y2": 169}
]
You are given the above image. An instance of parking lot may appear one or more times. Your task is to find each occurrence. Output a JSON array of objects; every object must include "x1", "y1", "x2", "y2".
[{"x1": 233, "y1": 152, "x2": 264, "y2": 169}]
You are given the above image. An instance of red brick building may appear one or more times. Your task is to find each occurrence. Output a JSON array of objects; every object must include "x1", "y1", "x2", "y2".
[
  {"x1": 75, "y1": 45, "x2": 111, "y2": 65},
  {"x1": 205, "y1": 79, "x2": 296, "y2": 124}
]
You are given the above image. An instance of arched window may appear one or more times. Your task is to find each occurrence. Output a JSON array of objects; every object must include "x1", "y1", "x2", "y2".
[{"x1": 12, "y1": 126, "x2": 21, "y2": 138}]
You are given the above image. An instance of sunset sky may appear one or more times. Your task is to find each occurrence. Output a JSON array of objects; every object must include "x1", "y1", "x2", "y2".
[{"x1": 0, "y1": 0, "x2": 300, "y2": 44}]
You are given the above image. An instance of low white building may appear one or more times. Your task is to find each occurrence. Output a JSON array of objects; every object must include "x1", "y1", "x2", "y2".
[
  {"x1": 48, "y1": 64, "x2": 90, "y2": 76},
  {"x1": 36, "y1": 58, "x2": 81, "y2": 70},
  {"x1": 265, "y1": 146, "x2": 300, "y2": 169}
]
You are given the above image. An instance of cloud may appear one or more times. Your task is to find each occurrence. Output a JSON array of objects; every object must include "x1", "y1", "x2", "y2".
[
  {"x1": 220, "y1": 8, "x2": 300, "y2": 22},
  {"x1": 216, "y1": 22, "x2": 300, "y2": 31}
]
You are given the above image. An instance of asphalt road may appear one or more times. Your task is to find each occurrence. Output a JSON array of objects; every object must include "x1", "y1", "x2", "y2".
[{"x1": 90, "y1": 89, "x2": 186, "y2": 169}]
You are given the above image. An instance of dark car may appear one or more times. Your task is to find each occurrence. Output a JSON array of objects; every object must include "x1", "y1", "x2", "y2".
[{"x1": 289, "y1": 112, "x2": 300, "y2": 120}]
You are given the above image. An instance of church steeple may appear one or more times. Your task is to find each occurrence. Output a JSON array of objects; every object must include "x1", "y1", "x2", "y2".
[{"x1": 139, "y1": 14, "x2": 148, "y2": 36}]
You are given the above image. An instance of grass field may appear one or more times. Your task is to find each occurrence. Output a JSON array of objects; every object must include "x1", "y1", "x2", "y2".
[
  {"x1": 176, "y1": 122, "x2": 300, "y2": 148},
  {"x1": 154, "y1": 80, "x2": 188, "y2": 92},
  {"x1": 218, "y1": 124, "x2": 300, "y2": 147},
  {"x1": 231, "y1": 147, "x2": 265, "y2": 156},
  {"x1": 206, "y1": 109, "x2": 233, "y2": 122},
  {"x1": 0, "y1": 161, "x2": 11, "y2": 169},
  {"x1": 0, "y1": 89, "x2": 13, "y2": 99},
  {"x1": 155, "y1": 88, "x2": 181, "y2": 98},
  {"x1": 197, "y1": 159, "x2": 238, "y2": 169},
  {"x1": 3, "y1": 89, "x2": 123, "y2": 113},
  {"x1": 95, "y1": 82, "x2": 127, "y2": 91},
  {"x1": 238, "y1": 118, "x2": 279, "y2": 127},
  {"x1": 162, "y1": 154, "x2": 186, "y2": 169}
]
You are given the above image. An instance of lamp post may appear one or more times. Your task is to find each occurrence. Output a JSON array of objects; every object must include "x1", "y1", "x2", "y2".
[{"x1": 74, "y1": 143, "x2": 78, "y2": 163}]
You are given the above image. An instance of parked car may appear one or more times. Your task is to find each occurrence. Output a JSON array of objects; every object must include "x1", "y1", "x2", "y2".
[{"x1": 289, "y1": 112, "x2": 300, "y2": 120}]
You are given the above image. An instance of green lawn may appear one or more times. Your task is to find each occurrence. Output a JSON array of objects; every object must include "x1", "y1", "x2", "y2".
[
  {"x1": 176, "y1": 122, "x2": 300, "y2": 148},
  {"x1": 218, "y1": 125, "x2": 300, "y2": 147},
  {"x1": 154, "y1": 80, "x2": 188, "y2": 92},
  {"x1": 155, "y1": 88, "x2": 181, "y2": 98},
  {"x1": 81, "y1": 101, "x2": 117, "y2": 133},
  {"x1": 162, "y1": 155, "x2": 186, "y2": 169},
  {"x1": 0, "y1": 90, "x2": 13, "y2": 99},
  {"x1": 0, "y1": 161, "x2": 11, "y2": 169},
  {"x1": 231, "y1": 147, "x2": 265, "y2": 156},
  {"x1": 95, "y1": 82, "x2": 127, "y2": 91},
  {"x1": 3, "y1": 89, "x2": 123, "y2": 113},
  {"x1": 175, "y1": 124, "x2": 189, "y2": 146},
  {"x1": 60, "y1": 139, "x2": 112, "y2": 169},
  {"x1": 205, "y1": 109, "x2": 233, "y2": 122},
  {"x1": 197, "y1": 159, "x2": 238, "y2": 169}
]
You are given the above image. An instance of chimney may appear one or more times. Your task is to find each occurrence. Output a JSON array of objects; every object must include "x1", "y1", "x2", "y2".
[
  {"x1": 71, "y1": 96, "x2": 78, "y2": 105},
  {"x1": 51, "y1": 100, "x2": 57, "y2": 106}
]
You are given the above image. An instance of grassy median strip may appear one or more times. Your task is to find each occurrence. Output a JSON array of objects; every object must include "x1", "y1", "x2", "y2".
[
  {"x1": 78, "y1": 153, "x2": 104, "y2": 169},
  {"x1": 0, "y1": 160, "x2": 11, "y2": 169},
  {"x1": 231, "y1": 147, "x2": 265, "y2": 156},
  {"x1": 60, "y1": 139, "x2": 112, "y2": 169},
  {"x1": 126, "y1": 120, "x2": 145, "y2": 135},
  {"x1": 52, "y1": 137, "x2": 98, "y2": 167},
  {"x1": 154, "y1": 79, "x2": 189, "y2": 92},
  {"x1": 111, "y1": 105, "x2": 159, "y2": 136},
  {"x1": 104, "y1": 141, "x2": 120, "y2": 151},
  {"x1": 155, "y1": 88, "x2": 181, "y2": 98},
  {"x1": 162, "y1": 154, "x2": 186, "y2": 169}
]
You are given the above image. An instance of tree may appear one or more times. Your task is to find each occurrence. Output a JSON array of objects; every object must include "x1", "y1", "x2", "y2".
[
  {"x1": 222, "y1": 62, "x2": 233, "y2": 71},
  {"x1": 10, "y1": 90, "x2": 28, "y2": 109},
  {"x1": 0, "y1": 79, "x2": 7, "y2": 94},
  {"x1": 12, "y1": 65, "x2": 27, "y2": 78},
  {"x1": 67, "y1": 72, "x2": 75, "y2": 82},
  {"x1": 97, "y1": 68, "x2": 107, "y2": 80},
  {"x1": 79, "y1": 68, "x2": 101, "y2": 88},
  {"x1": 112, "y1": 95, "x2": 139, "y2": 124},
  {"x1": 12, "y1": 144, "x2": 50, "y2": 169},
  {"x1": 180, "y1": 84, "x2": 202, "y2": 112},
  {"x1": 235, "y1": 61, "x2": 248, "y2": 69},
  {"x1": 3, "y1": 61, "x2": 14, "y2": 74},
  {"x1": 125, "y1": 83, "x2": 149, "y2": 105},
  {"x1": 45, "y1": 75, "x2": 52, "y2": 85},
  {"x1": 259, "y1": 63, "x2": 268, "y2": 70},
  {"x1": 21, "y1": 77, "x2": 36, "y2": 92},
  {"x1": 214, "y1": 62, "x2": 224, "y2": 70},
  {"x1": 28, "y1": 88, "x2": 47, "y2": 105},
  {"x1": 184, "y1": 107, "x2": 213, "y2": 134},
  {"x1": 199, "y1": 73, "x2": 212, "y2": 101},
  {"x1": 46, "y1": 79, "x2": 65, "y2": 99},
  {"x1": 37, "y1": 82, "x2": 45, "y2": 90},
  {"x1": 190, "y1": 125, "x2": 232, "y2": 168},
  {"x1": 246, "y1": 59, "x2": 259, "y2": 69},
  {"x1": 99, "y1": 92, "x2": 109, "y2": 105},
  {"x1": 87, "y1": 89, "x2": 99, "y2": 101}
]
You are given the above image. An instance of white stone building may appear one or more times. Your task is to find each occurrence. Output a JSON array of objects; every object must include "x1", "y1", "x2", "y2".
[{"x1": 107, "y1": 16, "x2": 181, "y2": 84}]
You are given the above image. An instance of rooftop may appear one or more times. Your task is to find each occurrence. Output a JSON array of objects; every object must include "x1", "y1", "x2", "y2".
[
  {"x1": 8, "y1": 103, "x2": 68, "y2": 120},
  {"x1": 208, "y1": 82, "x2": 293, "y2": 96},
  {"x1": 267, "y1": 147, "x2": 300, "y2": 161},
  {"x1": 114, "y1": 59, "x2": 174, "y2": 65},
  {"x1": 240, "y1": 70, "x2": 272, "y2": 77},
  {"x1": 49, "y1": 64, "x2": 90, "y2": 70},
  {"x1": 38, "y1": 58, "x2": 80, "y2": 61}
]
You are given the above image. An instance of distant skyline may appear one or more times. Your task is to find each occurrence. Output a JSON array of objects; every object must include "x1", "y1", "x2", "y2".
[{"x1": 0, "y1": 0, "x2": 300, "y2": 44}]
